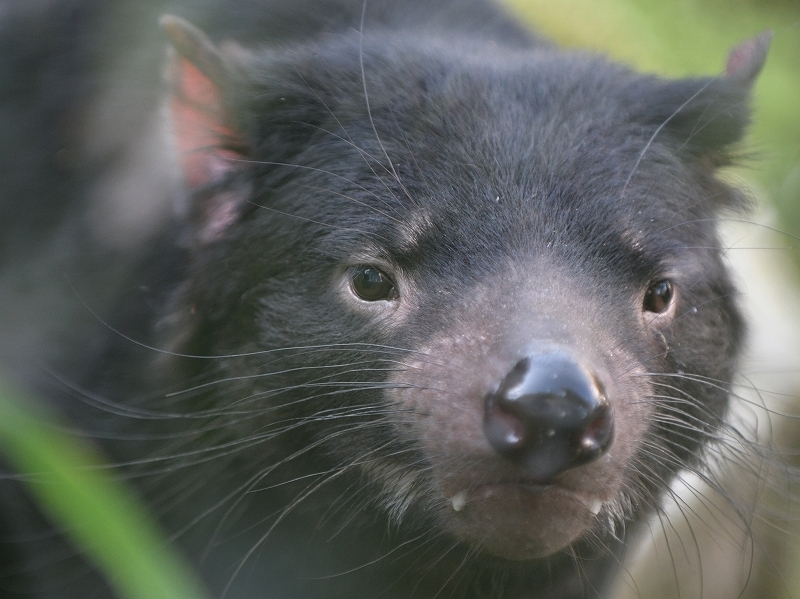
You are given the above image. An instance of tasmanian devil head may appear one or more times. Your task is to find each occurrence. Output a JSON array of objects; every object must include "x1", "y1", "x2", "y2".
[{"x1": 152, "y1": 15, "x2": 769, "y2": 591}]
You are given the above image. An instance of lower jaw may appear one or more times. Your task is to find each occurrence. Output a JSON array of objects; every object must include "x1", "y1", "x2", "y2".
[{"x1": 443, "y1": 483, "x2": 605, "y2": 561}]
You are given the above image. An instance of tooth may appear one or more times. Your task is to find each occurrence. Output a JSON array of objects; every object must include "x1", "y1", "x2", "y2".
[
  {"x1": 589, "y1": 499, "x2": 602, "y2": 515},
  {"x1": 451, "y1": 491, "x2": 468, "y2": 512}
]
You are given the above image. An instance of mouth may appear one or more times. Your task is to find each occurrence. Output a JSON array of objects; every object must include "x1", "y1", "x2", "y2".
[
  {"x1": 449, "y1": 480, "x2": 604, "y2": 514},
  {"x1": 516, "y1": 481, "x2": 552, "y2": 495},
  {"x1": 448, "y1": 482, "x2": 553, "y2": 512},
  {"x1": 442, "y1": 480, "x2": 607, "y2": 560}
]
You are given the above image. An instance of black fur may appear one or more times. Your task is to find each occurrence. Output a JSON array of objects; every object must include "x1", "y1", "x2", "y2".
[{"x1": 0, "y1": 1, "x2": 765, "y2": 598}]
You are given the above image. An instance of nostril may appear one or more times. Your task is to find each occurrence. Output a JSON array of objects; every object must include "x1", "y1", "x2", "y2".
[
  {"x1": 579, "y1": 403, "x2": 614, "y2": 458},
  {"x1": 483, "y1": 353, "x2": 614, "y2": 481}
]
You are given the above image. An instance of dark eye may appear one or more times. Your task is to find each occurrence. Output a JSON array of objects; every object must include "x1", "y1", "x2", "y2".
[
  {"x1": 351, "y1": 266, "x2": 397, "y2": 302},
  {"x1": 643, "y1": 279, "x2": 674, "y2": 314}
]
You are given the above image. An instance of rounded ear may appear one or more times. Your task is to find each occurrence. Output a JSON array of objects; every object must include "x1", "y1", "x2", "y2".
[
  {"x1": 626, "y1": 32, "x2": 771, "y2": 165},
  {"x1": 160, "y1": 15, "x2": 342, "y2": 246},
  {"x1": 725, "y1": 31, "x2": 772, "y2": 84},
  {"x1": 161, "y1": 15, "x2": 247, "y2": 190},
  {"x1": 161, "y1": 16, "x2": 256, "y2": 245}
]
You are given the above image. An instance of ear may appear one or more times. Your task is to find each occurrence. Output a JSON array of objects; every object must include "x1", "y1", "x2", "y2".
[
  {"x1": 725, "y1": 31, "x2": 772, "y2": 84},
  {"x1": 161, "y1": 16, "x2": 253, "y2": 244},
  {"x1": 161, "y1": 15, "x2": 245, "y2": 189},
  {"x1": 629, "y1": 32, "x2": 771, "y2": 165}
]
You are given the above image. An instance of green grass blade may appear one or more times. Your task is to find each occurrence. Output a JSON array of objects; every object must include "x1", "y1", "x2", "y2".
[{"x1": 0, "y1": 381, "x2": 211, "y2": 599}]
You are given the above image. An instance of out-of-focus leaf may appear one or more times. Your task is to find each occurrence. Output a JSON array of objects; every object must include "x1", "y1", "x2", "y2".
[{"x1": 0, "y1": 381, "x2": 211, "y2": 599}]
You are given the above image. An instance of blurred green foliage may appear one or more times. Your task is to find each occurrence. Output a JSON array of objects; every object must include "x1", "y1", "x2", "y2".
[
  {"x1": 0, "y1": 382, "x2": 210, "y2": 599},
  {"x1": 505, "y1": 0, "x2": 800, "y2": 235}
]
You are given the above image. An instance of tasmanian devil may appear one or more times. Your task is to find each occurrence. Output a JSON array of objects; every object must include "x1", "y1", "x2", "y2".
[{"x1": 0, "y1": 0, "x2": 772, "y2": 597}]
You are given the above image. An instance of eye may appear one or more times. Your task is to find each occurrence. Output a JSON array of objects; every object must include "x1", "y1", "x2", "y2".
[
  {"x1": 643, "y1": 279, "x2": 674, "y2": 314},
  {"x1": 351, "y1": 266, "x2": 397, "y2": 302}
]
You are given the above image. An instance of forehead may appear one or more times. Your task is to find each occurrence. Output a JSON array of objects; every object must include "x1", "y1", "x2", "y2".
[
  {"x1": 312, "y1": 45, "x2": 687, "y2": 200},
  {"x1": 259, "y1": 37, "x2": 710, "y2": 271}
]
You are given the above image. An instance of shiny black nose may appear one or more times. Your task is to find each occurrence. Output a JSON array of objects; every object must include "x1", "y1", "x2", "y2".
[{"x1": 483, "y1": 353, "x2": 614, "y2": 482}]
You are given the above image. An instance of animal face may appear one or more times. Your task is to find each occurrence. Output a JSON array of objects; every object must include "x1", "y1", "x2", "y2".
[{"x1": 154, "y1": 20, "x2": 758, "y2": 572}]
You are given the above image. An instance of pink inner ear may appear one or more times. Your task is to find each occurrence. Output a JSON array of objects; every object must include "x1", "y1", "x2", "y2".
[
  {"x1": 726, "y1": 40, "x2": 754, "y2": 77},
  {"x1": 725, "y1": 32, "x2": 771, "y2": 83},
  {"x1": 169, "y1": 57, "x2": 241, "y2": 188}
]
